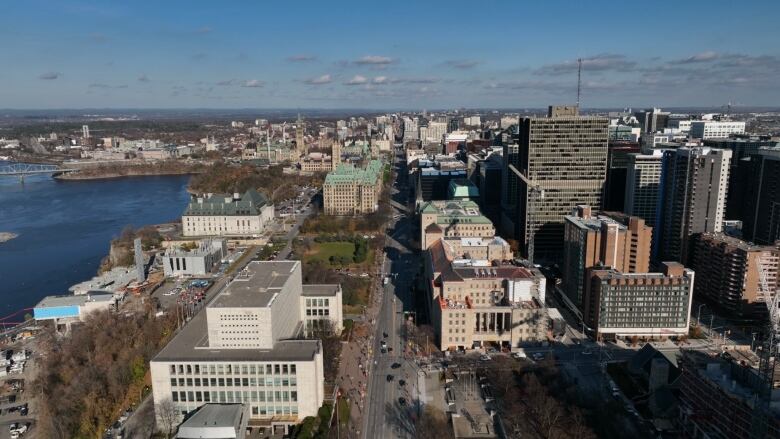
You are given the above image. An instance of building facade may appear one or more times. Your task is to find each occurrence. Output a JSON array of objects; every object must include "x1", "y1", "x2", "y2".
[
  {"x1": 742, "y1": 147, "x2": 780, "y2": 245},
  {"x1": 162, "y1": 239, "x2": 226, "y2": 277},
  {"x1": 322, "y1": 160, "x2": 383, "y2": 215},
  {"x1": 689, "y1": 233, "x2": 780, "y2": 318},
  {"x1": 624, "y1": 151, "x2": 663, "y2": 226},
  {"x1": 583, "y1": 262, "x2": 694, "y2": 339},
  {"x1": 604, "y1": 142, "x2": 641, "y2": 212},
  {"x1": 151, "y1": 261, "x2": 340, "y2": 433},
  {"x1": 510, "y1": 105, "x2": 609, "y2": 263},
  {"x1": 689, "y1": 121, "x2": 746, "y2": 139},
  {"x1": 562, "y1": 206, "x2": 652, "y2": 310},
  {"x1": 655, "y1": 147, "x2": 732, "y2": 263},
  {"x1": 182, "y1": 190, "x2": 274, "y2": 238},
  {"x1": 419, "y1": 200, "x2": 495, "y2": 250}
]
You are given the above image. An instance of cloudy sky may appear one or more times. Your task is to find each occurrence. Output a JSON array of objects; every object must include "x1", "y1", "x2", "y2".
[{"x1": 1, "y1": 0, "x2": 779, "y2": 109}]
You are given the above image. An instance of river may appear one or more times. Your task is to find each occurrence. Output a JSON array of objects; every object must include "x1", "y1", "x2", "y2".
[{"x1": 0, "y1": 164, "x2": 190, "y2": 316}]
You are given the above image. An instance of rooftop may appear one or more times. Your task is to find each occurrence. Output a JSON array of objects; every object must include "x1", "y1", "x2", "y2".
[
  {"x1": 211, "y1": 261, "x2": 299, "y2": 309},
  {"x1": 176, "y1": 404, "x2": 245, "y2": 439},
  {"x1": 324, "y1": 159, "x2": 383, "y2": 186},
  {"x1": 301, "y1": 284, "x2": 340, "y2": 297},
  {"x1": 153, "y1": 309, "x2": 320, "y2": 362},
  {"x1": 36, "y1": 291, "x2": 115, "y2": 308},
  {"x1": 184, "y1": 189, "x2": 270, "y2": 217},
  {"x1": 699, "y1": 232, "x2": 780, "y2": 252}
]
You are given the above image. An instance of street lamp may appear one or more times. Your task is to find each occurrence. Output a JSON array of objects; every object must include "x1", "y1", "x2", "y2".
[{"x1": 697, "y1": 304, "x2": 706, "y2": 327}]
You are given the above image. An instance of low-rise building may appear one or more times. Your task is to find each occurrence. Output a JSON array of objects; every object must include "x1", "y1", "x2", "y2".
[
  {"x1": 151, "y1": 261, "x2": 341, "y2": 433},
  {"x1": 689, "y1": 233, "x2": 780, "y2": 318},
  {"x1": 182, "y1": 189, "x2": 274, "y2": 238},
  {"x1": 162, "y1": 239, "x2": 227, "y2": 277},
  {"x1": 174, "y1": 404, "x2": 248, "y2": 439},
  {"x1": 33, "y1": 292, "x2": 117, "y2": 325},
  {"x1": 419, "y1": 200, "x2": 495, "y2": 250},
  {"x1": 689, "y1": 120, "x2": 746, "y2": 139},
  {"x1": 301, "y1": 285, "x2": 343, "y2": 336},
  {"x1": 322, "y1": 160, "x2": 383, "y2": 215},
  {"x1": 583, "y1": 262, "x2": 694, "y2": 340}
]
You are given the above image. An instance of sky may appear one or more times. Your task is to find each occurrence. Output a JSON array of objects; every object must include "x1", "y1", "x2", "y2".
[{"x1": 1, "y1": 0, "x2": 779, "y2": 110}]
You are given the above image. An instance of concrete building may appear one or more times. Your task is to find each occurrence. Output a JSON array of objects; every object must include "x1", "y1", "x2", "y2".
[
  {"x1": 419, "y1": 200, "x2": 495, "y2": 250},
  {"x1": 174, "y1": 404, "x2": 248, "y2": 439},
  {"x1": 322, "y1": 160, "x2": 383, "y2": 215},
  {"x1": 33, "y1": 292, "x2": 116, "y2": 328},
  {"x1": 655, "y1": 147, "x2": 732, "y2": 263},
  {"x1": 624, "y1": 151, "x2": 663, "y2": 226},
  {"x1": 634, "y1": 108, "x2": 670, "y2": 134},
  {"x1": 703, "y1": 135, "x2": 778, "y2": 165},
  {"x1": 162, "y1": 239, "x2": 227, "y2": 277},
  {"x1": 151, "y1": 261, "x2": 341, "y2": 433},
  {"x1": 742, "y1": 147, "x2": 780, "y2": 245},
  {"x1": 425, "y1": 239, "x2": 548, "y2": 351},
  {"x1": 447, "y1": 179, "x2": 480, "y2": 202},
  {"x1": 301, "y1": 285, "x2": 343, "y2": 336},
  {"x1": 583, "y1": 262, "x2": 694, "y2": 340},
  {"x1": 503, "y1": 105, "x2": 609, "y2": 263},
  {"x1": 689, "y1": 121, "x2": 746, "y2": 139},
  {"x1": 678, "y1": 350, "x2": 780, "y2": 439},
  {"x1": 689, "y1": 233, "x2": 780, "y2": 318},
  {"x1": 562, "y1": 206, "x2": 652, "y2": 310},
  {"x1": 182, "y1": 190, "x2": 274, "y2": 238}
]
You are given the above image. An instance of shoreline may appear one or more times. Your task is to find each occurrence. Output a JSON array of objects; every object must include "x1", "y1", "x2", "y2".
[
  {"x1": 0, "y1": 232, "x2": 19, "y2": 243},
  {"x1": 54, "y1": 170, "x2": 200, "y2": 181}
]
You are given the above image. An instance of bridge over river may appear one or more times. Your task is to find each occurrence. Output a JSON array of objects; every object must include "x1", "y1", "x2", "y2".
[{"x1": 0, "y1": 162, "x2": 79, "y2": 181}]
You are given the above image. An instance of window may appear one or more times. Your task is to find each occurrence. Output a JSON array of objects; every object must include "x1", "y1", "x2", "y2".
[{"x1": 172, "y1": 392, "x2": 178, "y2": 402}]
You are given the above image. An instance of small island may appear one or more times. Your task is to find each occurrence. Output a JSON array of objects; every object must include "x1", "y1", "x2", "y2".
[{"x1": 0, "y1": 232, "x2": 19, "y2": 243}]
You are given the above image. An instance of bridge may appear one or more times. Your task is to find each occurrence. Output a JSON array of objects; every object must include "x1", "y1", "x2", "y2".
[{"x1": 0, "y1": 162, "x2": 79, "y2": 181}]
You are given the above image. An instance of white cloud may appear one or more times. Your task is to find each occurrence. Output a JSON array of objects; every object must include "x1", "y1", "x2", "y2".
[
  {"x1": 39, "y1": 72, "x2": 60, "y2": 80},
  {"x1": 355, "y1": 55, "x2": 394, "y2": 65},
  {"x1": 242, "y1": 79, "x2": 264, "y2": 88},
  {"x1": 305, "y1": 74, "x2": 332, "y2": 85},
  {"x1": 345, "y1": 75, "x2": 368, "y2": 85}
]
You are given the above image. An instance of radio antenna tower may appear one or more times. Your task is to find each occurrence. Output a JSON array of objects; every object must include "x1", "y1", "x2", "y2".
[{"x1": 576, "y1": 58, "x2": 583, "y2": 108}]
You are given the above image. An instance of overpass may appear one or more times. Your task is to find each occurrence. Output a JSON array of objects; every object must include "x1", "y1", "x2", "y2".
[{"x1": 0, "y1": 163, "x2": 79, "y2": 181}]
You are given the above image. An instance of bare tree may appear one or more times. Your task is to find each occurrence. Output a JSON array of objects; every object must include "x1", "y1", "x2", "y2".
[{"x1": 156, "y1": 398, "x2": 179, "y2": 439}]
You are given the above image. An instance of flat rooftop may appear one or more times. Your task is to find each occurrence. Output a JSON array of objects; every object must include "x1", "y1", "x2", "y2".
[
  {"x1": 301, "y1": 284, "x2": 340, "y2": 297},
  {"x1": 36, "y1": 292, "x2": 115, "y2": 308},
  {"x1": 211, "y1": 261, "x2": 299, "y2": 308},
  {"x1": 153, "y1": 310, "x2": 319, "y2": 363},
  {"x1": 177, "y1": 403, "x2": 244, "y2": 439}
]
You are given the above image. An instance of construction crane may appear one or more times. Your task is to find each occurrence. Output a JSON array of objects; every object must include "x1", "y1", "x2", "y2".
[{"x1": 750, "y1": 255, "x2": 780, "y2": 438}]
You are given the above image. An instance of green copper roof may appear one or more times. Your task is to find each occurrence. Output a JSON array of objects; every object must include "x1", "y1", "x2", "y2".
[
  {"x1": 184, "y1": 189, "x2": 270, "y2": 216},
  {"x1": 324, "y1": 159, "x2": 383, "y2": 186}
]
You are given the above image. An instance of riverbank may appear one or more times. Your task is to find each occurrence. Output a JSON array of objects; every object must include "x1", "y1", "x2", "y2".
[
  {"x1": 54, "y1": 161, "x2": 205, "y2": 181},
  {"x1": 0, "y1": 232, "x2": 18, "y2": 243}
]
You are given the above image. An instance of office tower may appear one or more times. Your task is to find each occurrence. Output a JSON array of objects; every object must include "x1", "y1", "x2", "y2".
[
  {"x1": 689, "y1": 233, "x2": 779, "y2": 318},
  {"x1": 427, "y1": 121, "x2": 447, "y2": 143},
  {"x1": 562, "y1": 205, "x2": 652, "y2": 310},
  {"x1": 584, "y1": 262, "x2": 694, "y2": 340},
  {"x1": 742, "y1": 148, "x2": 780, "y2": 245},
  {"x1": 703, "y1": 135, "x2": 778, "y2": 164},
  {"x1": 634, "y1": 108, "x2": 669, "y2": 134},
  {"x1": 655, "y1": 147, "x2": 732, "y2": 263},
  {"x1": 82, "y1": 125, "x2": 90, "y2": 139},
  {"x1": 511, "y1": 105, "x2": 609, "y2": 263},
  {"x1": 624, "y1": 151, "x2": 663, "y2": 226},
  {"x1": 603, "y1": 141, "x2": 641, "y2": 211},
  {"x1": 331, "y1": 140, "x2": 341, "y2": 169},
  {"x1": 403, "y1": 117, "x2": 418, "y2": 141}
]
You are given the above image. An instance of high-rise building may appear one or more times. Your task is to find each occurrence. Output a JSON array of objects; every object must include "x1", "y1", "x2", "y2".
[
  {"x1": 634, "y1": 108, "x2": 670, "y2": 134},
  {"x1": 624, "y1": 151, "x2": 663, "y2": 226},
  {"x1": 509, "y1": 105, "x2": 609, "y2": 262},
  {"x1": 689, "y1": 233, "x2": 779, "y2": 318},
  {"x1": 295, "y1": 115, "x2": 306, "y2": 157},
  {"x1": 426, "y1": 121, "x2": 447, "y2": 144},
  {"x1": 403, "y1": 117, "x2": 418, "y2": 141},
  {"x1": 82, "y1": 124, "x2": 90, "y2": 139},
  {"x1": 583, "y1": 262, "x2": 694, "y2": 340},
  {"x1": 562, "y1": 205, "x2": 652, "y2": 310},
  {"x1": 655, "y1": 147, "x2": 732, "y2": 263},
  {"x1": 742, "y1": 147, "x2": 780, "y2": 245},
  {"x1": 703, "y1": 134, "x2": 778, "y2": 164},
  {"x1": 603, "y1": 141, "x2": 641, "y2": 212}
]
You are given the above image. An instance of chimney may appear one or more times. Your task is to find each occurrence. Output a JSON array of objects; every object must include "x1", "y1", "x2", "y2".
[{"x1": 233, "y1": 192, "x2": 240, "y2": 201}]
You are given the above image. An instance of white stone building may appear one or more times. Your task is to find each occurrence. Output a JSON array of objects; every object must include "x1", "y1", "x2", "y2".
[{"x1": 182, "y1": 189, "x2": 274, "y2": 237}]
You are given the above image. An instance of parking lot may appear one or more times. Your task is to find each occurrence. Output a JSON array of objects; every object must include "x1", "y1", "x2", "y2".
[{"x1": 0, "y1": 338, "x2": 39, "y2": 439}]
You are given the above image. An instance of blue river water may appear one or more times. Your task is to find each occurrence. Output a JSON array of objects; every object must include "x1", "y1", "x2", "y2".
[{"x1": 0, "y1": 165, "x2": 190, "y2": 316}]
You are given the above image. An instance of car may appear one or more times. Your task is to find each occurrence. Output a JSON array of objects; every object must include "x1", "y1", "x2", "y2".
[
  {"x1": 383, "y1": 332, "x2": 388, "y2": 338},
  {"x1": 386, "y1": 374, "x2": 394, "y2": 382},
  {"x1": 399, "y1": 379, "x2": 406, "y2": 386},
  {"x1": 582, "y1": 349, "x2": 592, "y2": 355},
  {"x1": 380, "y1": 340, "x2": 387, "y2": 348},
  {"x1": 380, "y1": 348, "x2": 387, "y2": 354},
  {"x1": 479, "y1": 355, "x2": 491, "y2": 361},
  {"x1": 398, "y1": 397, "x2": 407, "y2": 406},
  {"x1": 511, "y1": 352, "x2": 527, "y2": 360},
  {"x1": 391, "y1": 362, "x2": 401, "y2": 369}
]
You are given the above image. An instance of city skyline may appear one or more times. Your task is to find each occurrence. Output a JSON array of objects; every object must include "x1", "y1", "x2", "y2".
[{"x1": 1, "y1": 0, "x2": 780, "y2": 109}]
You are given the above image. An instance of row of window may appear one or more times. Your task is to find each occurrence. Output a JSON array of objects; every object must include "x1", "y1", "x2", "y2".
[
  {"x1": 305, "y1": 298, "x2": 330, "y2": 307},
  {"x1": 171, "y1": 376, "x2": 296, "y2": 387},
  {"x1": 172, "y1": 389, "x2": 298, "y2": 404},
  {"x1": 169, "y1": 363, "x2": 297, "y2": 376}
]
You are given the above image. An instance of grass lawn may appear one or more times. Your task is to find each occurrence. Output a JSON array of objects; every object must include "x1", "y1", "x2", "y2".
[
  {"x1": 305, "y1": 241, "x2": 356, "y2": 264},
  {"x1": 337, "y1": 397, "x2": 351, "y2": 429}
]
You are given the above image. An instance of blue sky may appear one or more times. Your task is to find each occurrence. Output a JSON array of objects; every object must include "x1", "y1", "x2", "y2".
[{"x1": 1, "y1": 0, "x2": 779, "y2": 109}]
